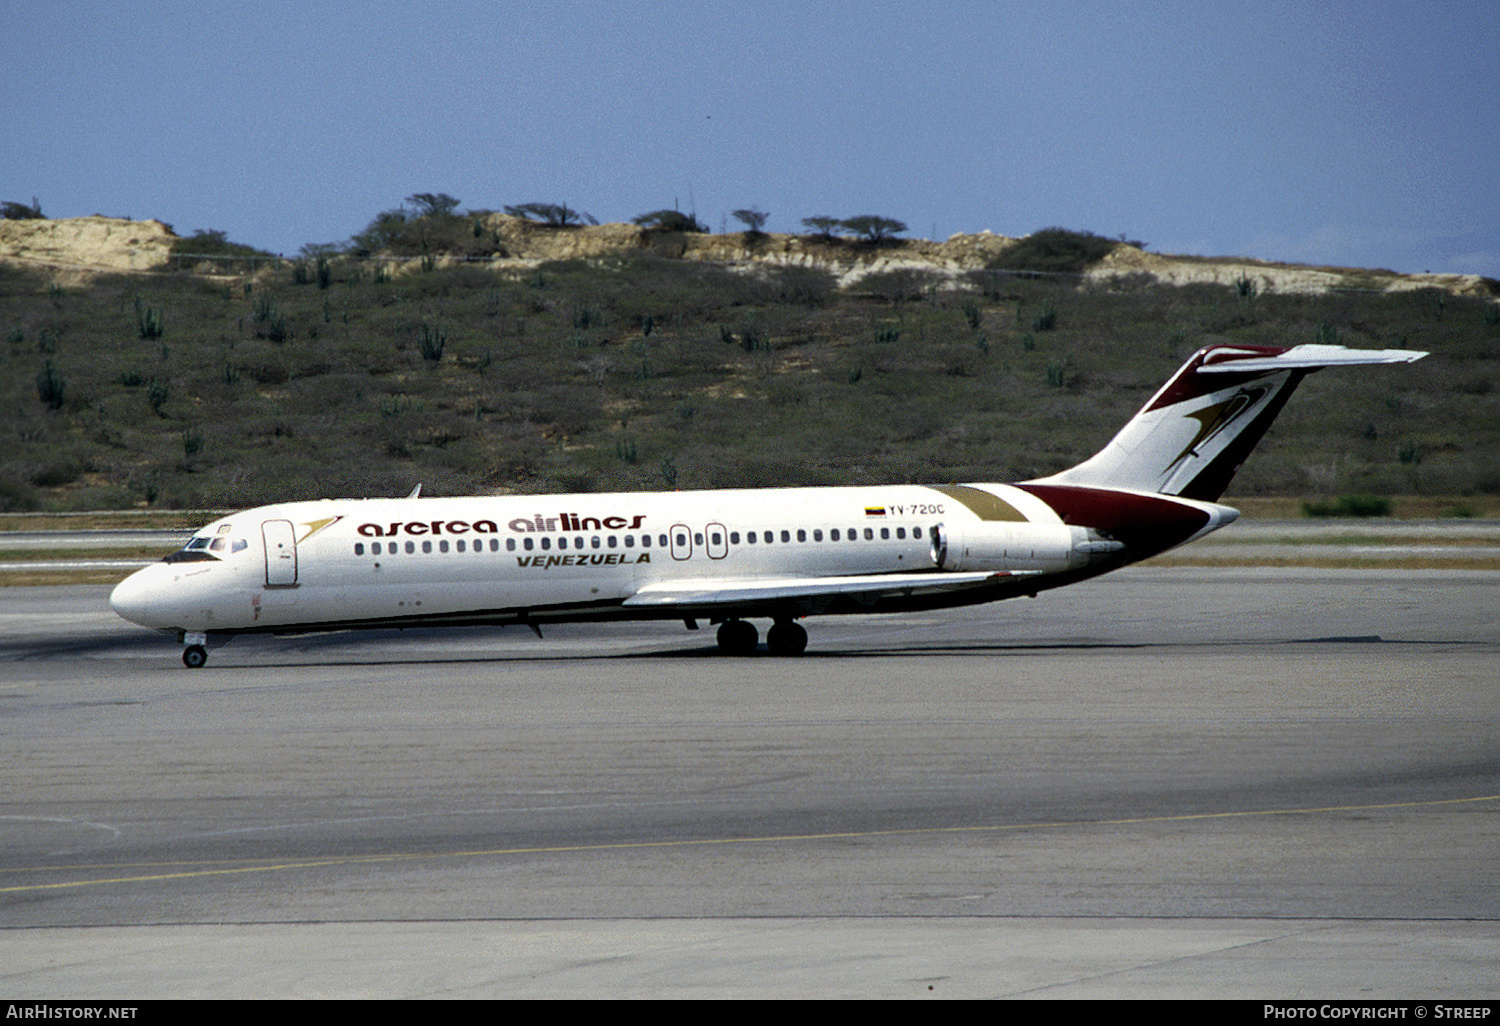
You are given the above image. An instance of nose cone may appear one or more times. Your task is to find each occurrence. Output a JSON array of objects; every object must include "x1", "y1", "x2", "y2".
[
  {"x1": 110, "y1": 563, "x2": 197, "y2": 629},
  {"x1": 110, "y1": 566, "x2": 160, "y2": 627}
]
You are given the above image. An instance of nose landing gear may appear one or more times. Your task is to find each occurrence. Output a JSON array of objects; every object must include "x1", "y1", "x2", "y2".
[{"x1": 179, "y1": 631, "x2": 215, "y2": 669}]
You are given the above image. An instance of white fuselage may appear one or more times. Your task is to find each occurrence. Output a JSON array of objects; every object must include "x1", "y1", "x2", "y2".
[{"x1": 109, "y1": 481, "x2": 1213, "y2": 636}]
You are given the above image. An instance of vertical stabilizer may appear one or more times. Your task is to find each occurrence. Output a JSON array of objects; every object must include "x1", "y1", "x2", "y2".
[{"x1": 1031, "y1": 344, "x2": 1426, "y2": 501}]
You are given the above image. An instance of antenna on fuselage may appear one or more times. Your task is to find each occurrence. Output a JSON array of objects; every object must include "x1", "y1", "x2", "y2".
[{"x1": 406, "y1": 483, "x2": 422, "y2": 499}]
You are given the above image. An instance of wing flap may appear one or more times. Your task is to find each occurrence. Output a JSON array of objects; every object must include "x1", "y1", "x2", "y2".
[{"x1": 623, "y1": 570, "x2": 1033, "y2": 608}]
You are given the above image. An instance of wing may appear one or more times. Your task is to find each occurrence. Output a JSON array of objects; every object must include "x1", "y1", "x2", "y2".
[{"x1": 623, "y1": 569, "x2": 1037, "y2": 612}]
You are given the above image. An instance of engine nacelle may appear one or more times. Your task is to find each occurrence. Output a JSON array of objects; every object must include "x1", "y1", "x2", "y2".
[{"x1": 930, "y1": 521, "x2": 1123, "y2": 572}]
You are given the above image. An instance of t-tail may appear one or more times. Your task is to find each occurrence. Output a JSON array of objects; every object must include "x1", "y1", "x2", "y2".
[{"x1": 1029, "y1": 343, "x2": 1427, "y2": 502}]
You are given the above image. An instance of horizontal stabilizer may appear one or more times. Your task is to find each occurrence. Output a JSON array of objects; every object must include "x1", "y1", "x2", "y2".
[
  {"x1": 1196, "y1": 344, "x2": 1426, "y2": 374},
  {"x1": 1032, "y1": 342, "x2": 1429, "y2": 501}
]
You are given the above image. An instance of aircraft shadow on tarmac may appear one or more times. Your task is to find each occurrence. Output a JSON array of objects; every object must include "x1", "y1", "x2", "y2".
[{"x1": 16, "y1": 625, "x2": 1469, "y2": 670}]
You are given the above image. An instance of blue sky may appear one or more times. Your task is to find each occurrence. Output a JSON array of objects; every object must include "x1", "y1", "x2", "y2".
[{"x1": 5, "y1": 0, "x2": 1497, "y2": 276}]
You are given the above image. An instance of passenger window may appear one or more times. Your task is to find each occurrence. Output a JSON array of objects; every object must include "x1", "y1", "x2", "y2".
[
  {"x1": 864, "y1": 528, "x2": 874, "y2": 540},
  {"x1": 625, "y1": 535, "x2": 635, "y2": 548},
  {"x1": 797, "y1": 529, "x2": 807, "y2": 542},
  {"x1": 896, "y1": 527, "x2": 906, "y2": 539},
  {"x1": 812, "y1": 529, "x2": 822, "y2": 542},
  {"x1": 523, "y1": 538, "x2": 534, "y2": 551},
  {"x1": 491, "y1": 539, "x2": 500, "y2": 551},
  {"x1": 780, "y1": 530, "x2": 790, "y2": 543},
  {"x1": 422, "y1": 541, "x2": 433, "y2": 554},
  {"x1": 439, "y1": 540, "x2": 449, "y2": 553},
  {"x1": 456, "y1": 539, "x2": 466, "y2": 553},
  {"x1": 405, "y1": 541, "x2": 416, "y2": 554},
  {"x1": 694, "y1": 532, "x2": 703, "y2": 546},
  {"x1": 592, "y1": 536, "x2": 601, "y2": 549},
  {"x1": 831, "y1": 529, "x2": 840, "y2": 541},
  {"x1": 541, "y1": 537, "x2": 552, "y2": 551},
  {"x1": 730, "y1": 532, "x2": 740, "y2": 544},
  {"x1": 658, "y1": 534, "x2": 668, "y2": 547},
  {"x1": 608, "y1": 536, "x2": 617, "y2": 548},
  {"x1": 371, "y1": 542, "x2": 381, "y2": 555},
  {"x1": 354, "y1": 543, "x2": 364, "y2": 556},
  {"x1": 881, "y1": 528, "x2": 889, "y2": 539}
]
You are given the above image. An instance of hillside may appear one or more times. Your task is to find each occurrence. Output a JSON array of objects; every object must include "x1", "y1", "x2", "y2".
[
  {"x1": 1, "y1": 216, "x2": 1497, "y2": 513},
  {"x1": 3, "y1": 214, "x2": 1496, "y2": 300}
]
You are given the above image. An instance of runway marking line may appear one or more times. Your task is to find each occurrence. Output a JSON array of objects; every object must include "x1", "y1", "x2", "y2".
[{"x1": 3, "y1": 793, "x2": 1496, "y2": 895}]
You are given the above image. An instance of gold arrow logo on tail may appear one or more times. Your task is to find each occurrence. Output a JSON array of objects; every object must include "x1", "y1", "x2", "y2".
[{"x1": 1165, "y1": 386, "x2": 1269, "y2": 474}]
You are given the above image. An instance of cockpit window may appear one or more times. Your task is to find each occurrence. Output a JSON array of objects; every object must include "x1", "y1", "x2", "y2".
[{"x1": 163, "y1": 533, "x2": 235, "y2": 564}]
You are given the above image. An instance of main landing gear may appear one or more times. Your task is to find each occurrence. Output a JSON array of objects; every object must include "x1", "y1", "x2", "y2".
[{"x1": 714, "y1": 618, "x2": 807, "y2": 657}]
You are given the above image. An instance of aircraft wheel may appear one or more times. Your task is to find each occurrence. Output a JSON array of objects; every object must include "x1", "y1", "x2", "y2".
[
  {"x1": 765, "y1": 620, "x2": 807, "y2": 657},
  {"x1": 716, "y1": 619, "x2": 758, "y2": 656},
  {"x1": 182, "y1": 645, "x2": 208, "y2": 669}
]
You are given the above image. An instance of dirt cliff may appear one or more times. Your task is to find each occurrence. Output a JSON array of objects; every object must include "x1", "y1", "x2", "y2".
[
  {"x1": 2, "y1": 213, "x2": 1492, "y2": 299},
  {"x1": 0, "y1": 215, "x2": 177, "y2": 273}
]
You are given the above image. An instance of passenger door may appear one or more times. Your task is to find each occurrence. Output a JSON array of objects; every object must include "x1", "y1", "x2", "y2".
[{"x1": 262, "y1": 519, "x2": 298, "y2": 586}]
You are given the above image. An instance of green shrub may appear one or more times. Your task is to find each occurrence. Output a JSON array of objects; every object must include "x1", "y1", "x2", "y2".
[
  {"x1": 1301, "y1": 494, "x2": 1392, "y2": 517},
  {"x1": 35, "y1": 360, "x2": 65, "y2": 409},
  {"x1": 418, "y1": 323, "x2": 446, "y2": 363},
  {"x1": 134, "y1": 296, "x2": 164, "y2": 339},
  {"x1": 839, "y1": 215, "x2": 907, "y2": 244},
  {"x1": 168, "y1": 229, "x2": 276, "y2": 272},
  {"x1": 505, "y1": 202, "x2": 596, "y2": 227},
  {"x1": 632, "y1": 209, "x2": 708, "y2": 233},
  {"x1": 995, "y1": 228, "x2": 1119, "y2": 274},
  {"x1": 2, "y1": 198, "x2": 44, "y2": 220},
  {"x1": 147, "y1": 379, "x2": 170, "y2": 416}
]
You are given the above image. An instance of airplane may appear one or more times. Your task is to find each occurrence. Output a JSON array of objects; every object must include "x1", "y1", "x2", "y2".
[{"x1": 110, "y1": 342, "x2": 1425, "y2": 667}]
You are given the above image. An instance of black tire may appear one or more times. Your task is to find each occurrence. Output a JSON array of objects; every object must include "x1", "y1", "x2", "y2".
[
  {"x1": 716, "y1": 619, "x2": 758, "y2": 656},
  {"x1": 182, "y1": 645, "x2": 208, "y2": 669},
  {"x1": 765, "y1": 620, "x2": 807, "y2": 657}
]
